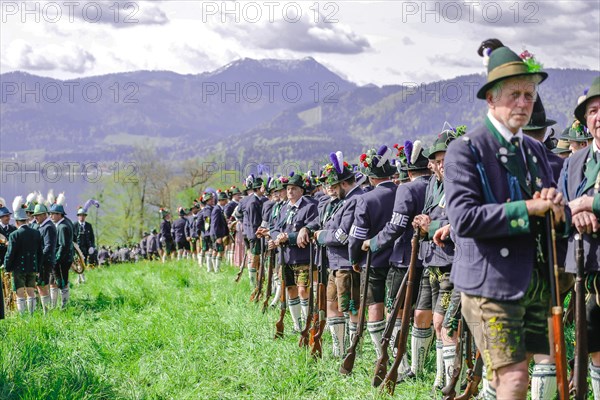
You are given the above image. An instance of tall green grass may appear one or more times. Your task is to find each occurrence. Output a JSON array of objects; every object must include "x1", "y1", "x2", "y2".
[{"x1": 3, "y1": 260, "x2": 568, "y2": 399}]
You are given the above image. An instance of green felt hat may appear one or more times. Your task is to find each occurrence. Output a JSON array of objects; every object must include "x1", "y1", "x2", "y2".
[
  {"x1": 523, "y1": 95, "x2": 556, "y2": 130},
  {"x1": 320, "y1": 151, "x2": 354, "y2": 186},
  {"x1": 560, "y1": 121, "x2": 592, "y2": 142},
  {"x1": 358, "y1": 145, "x2": 395, "y2": 178},
  {"x1": 49, "y1": 203, "x2": 66, "y2": 215},
  {"x1": 266, "y1": 177, "x2": 284, "y2": 194},
  {"x1": 33, "y1": 203, "x2": 49, "y2": 216},
  {"x1": 202, "y1": 192, "x2": 215, "y2": 202},
  {"x1": 477, "y1": 43, "x2": 547, "y2": 100},
  {"x1": 551, "y1": 139, "x2": 571, "y2": 155},
  {"x1": 244, "y1": 175, "x2": 264, "y2": 190},
  {"x1": 575, "y1": 76, "x2": 600, "y2": 127},
  {"x1": 228, "y1": 186, "x2": 242, "y2": 196},
  {"x1": 217, "y1": 191, "x2": 228, "y2": 201},
  {"x1": 281, "y1": 172, "x2": 305, "y2": 189},
  {"x1": 14, "y1": 207, "x2": 28, "y2": 221},
  {"x1": 428, "y1": 124, "x2": 467, "y2": 159},
  {"x1": 159, "y1": 208, "x2": 170, "y2": 219}
]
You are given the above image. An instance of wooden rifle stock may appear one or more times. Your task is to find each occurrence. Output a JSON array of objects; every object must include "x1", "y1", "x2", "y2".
[
  {"x1": 252, "y1": 238, "x2": 266, "y2": 302},
  {"x1": 442, "y1": 319, "x2": 464, "y2": 399},
  {"x1": 299, "y1": 243, "x2": 315, "y2": 347},
  {"x1": 372, "y1": 271, "x2": 409, "y2": 387},
  {"x1": 340, "y1": 250, "x2": 372, "y2": 375},
  {"x1": 546, "y1": 212, "x2": 569, "y2": 400},
  {"x1": 572, "y1": 234, "x2": 588, "y2": 399},
  {"x1": 262, "y1": 251, "x2": 276, "y2": 314},
  {"x1": 382, "y1": 233, "x2": 420, "y2": 394},
  {"x1": 455, "y1": 350, "x2": 483, "y2": 400},
  {"x1": 234, "y1": 251, "x2": 247, "y2": 283},
  {"x1": 311, "y1": 249, "x2": 328, "y2": 358},
  {"x1": 274, "y1": 274, "x2": 287, "y2": 339}
]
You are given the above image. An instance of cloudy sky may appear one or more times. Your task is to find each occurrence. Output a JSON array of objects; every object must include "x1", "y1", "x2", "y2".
[{"x1": 1, "y1": 0, "x2": 599, "y2": 85}]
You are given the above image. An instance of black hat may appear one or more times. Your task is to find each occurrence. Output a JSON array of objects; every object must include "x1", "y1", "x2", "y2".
[
  {"x1": 523, "y1": 95, "x2": 556, "y2": 131},
  {"x1": 400, "y1": 140, "x2": 430, "y2": 171}
]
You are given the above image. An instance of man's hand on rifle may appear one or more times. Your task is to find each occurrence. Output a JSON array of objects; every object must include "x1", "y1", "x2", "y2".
[
  {"x1": 276, "y1": 233, "x2": 288, "y2": 244},
  {"x1": 527, "y1": 188, "x2": 565, "y2": 223},
  {"x1": 296, "y1": 227, "x2": 310, "y2": 248},
  {"x1": 313, "y1": 230, "x2": 323, "y2": 244},
  {"x1": 572, "y1": 210, "x2": 599, "y2": 234},
  {"x1": 352, "y1": 263, "x2": 361, "y2": 273},
  {"x1": 569, "y1": 194, "x2": 594, "y2": 216},
  {"x1": 361, "y1": 240, "x2": 370, "y2": 251},
  {"x1": 432, "y1": 224, "x2": 451, "y2": 247},
  {"x1": 256, "y1": 227, "x2": 268, "y2": 238},
  {"x1": 267, "y1": 240, "x2": 277, "y2": 250},
  {"x1": 412, "y1": 214, "x2": 431, "y2": 237}
]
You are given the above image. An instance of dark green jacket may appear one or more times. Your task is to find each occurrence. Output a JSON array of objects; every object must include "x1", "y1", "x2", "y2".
[
  {"x1": 4, "y1": 225, "x2": 43, "y2": 274},
  {"x1": 55, "y1": 218, "x2": 74, "y2": 265}
]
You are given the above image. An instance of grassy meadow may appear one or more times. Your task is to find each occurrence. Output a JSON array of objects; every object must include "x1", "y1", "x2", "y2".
[{"x1": 0, "y1": 260, "x2": 435, "y2": 400}]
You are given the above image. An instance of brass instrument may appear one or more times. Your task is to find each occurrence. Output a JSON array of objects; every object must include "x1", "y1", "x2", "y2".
[{"x1": 71, "y1": 243, "x2": 86, "y2": 274}]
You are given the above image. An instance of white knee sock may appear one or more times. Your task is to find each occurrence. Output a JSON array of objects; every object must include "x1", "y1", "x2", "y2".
[
  {"x1": 205, "y1": 254, "x2": 212, "y2": 272},
  {"x1": 16, "y1": 297, "x2": 27, "y2": 315},
  {"x1": 248, "y1": 268, "x2": 257, "y2": 287},
  {"x1": 270, "y1": 276, "x2": 281, "y2": 307},
  {"x1": 411, "y1": 326, "x2": 433, "y2": 375},
  {"x1": 433, "y1": 339, "x2": 445, "y2": 388},
  {"x1": 40, "y1": 295, "x2": 51, "y2": 314},
  {"x1": 531, "y1": 363, "x2": 557, "y2": 400},
  {"x1": 61, "y1": 287, "x2": 70, "y2": 309},
  {"x1": 50, "y1": 287, "x2": 59, "y2": 308},
  {"x1": 390, "y1": 319, "x2": 402, "y2": 358},
  {"x1": 367, "y1": 320, "x2": 386, "y2": 359},
  {"x1": 27, "y1": 297, "x2": 36, "y2": 314},
  {"x1": 300, "y1": 298, "x2": 309, "y2": 324},
  {"x1": 590, "y1": 363, "x2": 600, "y2": 400},
  {"x1": 442, "y1": 345, "x2": 457, "y2": 392},
  {"x1": 288, "y1": 297, "x2": 302, "y2": 331},
  {"x1": 328, "y1": 316, "x2": 346, "y2": 357}
]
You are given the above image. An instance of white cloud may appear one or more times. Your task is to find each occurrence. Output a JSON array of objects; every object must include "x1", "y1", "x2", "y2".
[
  {"x1": 214, "y1": 12, "x2": 371, "y2": 54},
  {"x1": 4, "y1": 39, "x2": 95, "y2": 73}
]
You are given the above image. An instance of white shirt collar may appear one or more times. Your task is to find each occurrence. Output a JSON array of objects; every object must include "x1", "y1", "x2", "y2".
[
  {"x1": 593, "y1": 139, "x2": 600, "y2": 154},
  {"x1": 289, "y1": 196, "x2": 303, "y2": 208},
  {"x1": 488, "y1": 111, "x2": 524, "y2": 144},
  {"x1": 54, "y1": 218, "x2": 64, "y2": 226}
]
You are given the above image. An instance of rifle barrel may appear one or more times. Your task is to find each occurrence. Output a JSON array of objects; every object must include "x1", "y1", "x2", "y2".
[{"x1": 340, "y1": 250, "x2": 371, "y2": 375}]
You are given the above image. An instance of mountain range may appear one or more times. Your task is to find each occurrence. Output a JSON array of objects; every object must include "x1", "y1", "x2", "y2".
[{"x1": 1, "y1": 58, "x2": 597, "y2": 167}]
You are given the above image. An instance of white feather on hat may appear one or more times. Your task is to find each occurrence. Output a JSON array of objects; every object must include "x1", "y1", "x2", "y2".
[
  {"x1": 12, "y1": 196, "x2": 24, "y2": 213},
  {"x1": 47, "y1": 190, "x2": 55, "y2": 205},
  {"x1": 36, "y1": 192, "x2": 45, "y2": 205},
  {"x1": 378, "y1": 146, "x2": 393, "y2": 167},
  {"x1": 411, "y1": 141, "x2": 423, "y2": 165},
  {"x1": 26, "y1": 192, "x2": 36, "y2": 204},
  {"x1": 0, "y1": 197, "x2": 6, "y2": 208},
  {"x1": 56, "y1": 192, "x2": 66, "y2": 206}
]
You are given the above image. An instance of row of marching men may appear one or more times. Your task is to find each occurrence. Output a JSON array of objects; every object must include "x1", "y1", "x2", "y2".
[
  {"x1": 232, "y1": 40, "x2": 600, "y2": 400},
  {"x1": 0, "y1": 192, "x2": 98, "y2": 317},
  {"x1": 154, "y1": 188, "x2": 245, "y2": 272}
]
